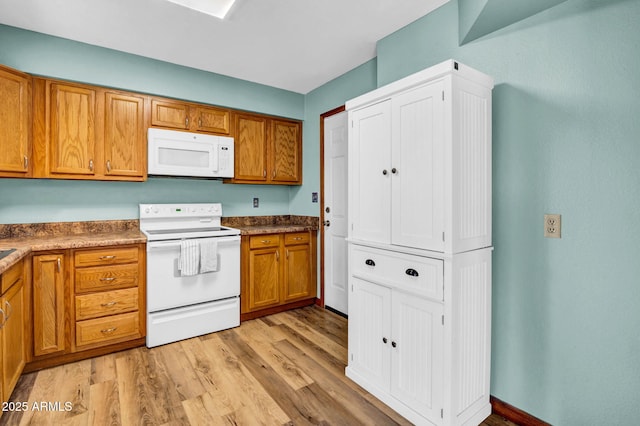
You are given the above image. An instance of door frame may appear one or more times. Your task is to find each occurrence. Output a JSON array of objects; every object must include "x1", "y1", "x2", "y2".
[{"x1": 317, "y1": 105, "x2": 346, "y2": 309}]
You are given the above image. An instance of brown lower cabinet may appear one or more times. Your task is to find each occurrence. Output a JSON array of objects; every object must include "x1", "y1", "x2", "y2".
[
  {"x1": 26, "y1": 244, "x2": 146, "y2": 372},
  {"x1": 0, "y1": 258, "x2": 26, "y2": 405},
  {"x1": 241, "y1": 231, "x2": 317, "y2": 321}
]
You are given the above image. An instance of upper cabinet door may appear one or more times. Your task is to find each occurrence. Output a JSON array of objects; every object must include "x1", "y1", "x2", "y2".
[
  {"x1": 349, "y1": 100, "x2": 392, "y2": 245},
  {"x1": 50, "y1": 83, "x2": 96, "y2": 176},
  {"x1": 270, "y1": 119, "x2": 301, "y2": 183},
  {"x1": 150, "y1": 99, "x2": 189, "y2": 130},
  {"x1": 234, "y1": 113, "x2": 268, "y2": 181},
  {"x1": 194, "y1": 106, "x2": 230, "y2": 134},
  {"x1": 104, "y1": 92, "x2": 146, "y2": 179},
  {"x1": 0, "y1": 66, "x2": 31, "y2": 176},
  {"x1": 391, "y1": 81, "x2": 445, "y2": 251}
]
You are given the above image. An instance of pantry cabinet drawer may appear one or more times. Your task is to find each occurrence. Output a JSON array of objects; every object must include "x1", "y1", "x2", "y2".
[
  {"x1": 350, "y1": 245, "x2": 444, "y2": 301},
  {"x1": 249, "y1": 234, "x2": 281, "y2": 249},
  {"x1": 75, "y1": 263, "x2": 138, "y2": 293},
  {"x1": 284, "y1": 232, "x2": 309, "y2": 245},
  {"x1": 75, "y1": 287, "x2": 139, "y2": 321},
  {"x1": 75, "y1": 311, "x2": 141, "y2": 347},
  {"x1": 1, "y1": 259, "x2": 23, "y2": 293},
  {"x1": 74, "y1": 246, "x2": 139, "y2": 267}
]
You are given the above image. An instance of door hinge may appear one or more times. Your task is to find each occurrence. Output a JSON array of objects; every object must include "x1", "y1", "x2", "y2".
[
  {"x1": 351, "y1": 353, "x2": 354, "y2": 361},
  {"x1": 442, "y1": 232, "x2": 445, "y2": 242},
  {"x1": 351, "y1": 120, "x2": 354, "y2": 128},
  {"x1": 442, "y1": 91, "x2": 444, "y2": 101},
  {"x1": 441, "y1": 408, "x2": 444, "y2": 418},
  {"x1": 441, "y1": 315, "x2": 444, "y2": 326}
]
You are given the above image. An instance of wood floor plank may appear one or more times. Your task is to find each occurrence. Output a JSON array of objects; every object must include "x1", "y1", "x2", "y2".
[
  {"x1": 235, "y1": 319, "x2": 315, "y2": 391},
  {"x1": 157, "y1": 340, "x2": 207, "y2": 401},
  {"x1": 277, "y1": 311, "x2": 348, "y2": 362},
  {"x1": 193, "y1": 331, "x2": 290, "y2": 424},
  {"x1": 287, "y1": 307, "x2": 348, "y2": 346},
  {"x1": 88, "y1": 380, "x2": 121, "y2": 426},
  {"x1": 90, "y1": 353, "x2": 117, "y2": 385}
]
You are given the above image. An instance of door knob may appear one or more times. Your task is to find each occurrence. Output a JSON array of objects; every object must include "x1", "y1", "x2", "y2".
[
  {"x1": 325, "y1": 206, "x2": 330, "y2": 213},
  {"x1": 323, "y1": 220, "x2": 331, "y2": 227}
]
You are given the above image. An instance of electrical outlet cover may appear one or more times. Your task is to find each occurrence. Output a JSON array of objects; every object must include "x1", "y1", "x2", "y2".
[{"x1": 544, "y1": 214, "x2": 561, "y2": 238}]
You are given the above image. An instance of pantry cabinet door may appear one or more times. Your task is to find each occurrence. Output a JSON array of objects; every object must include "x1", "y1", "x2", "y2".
[
  {"x1": 390, "y1": 291, "x2": 444, "y2": 420},
  {"x1": 49, "y1": 83, "x2": 97, "y2": 176},
  {"x1": 349, "y1": 278, "x2": 391, "y2": 391},
  {"x1": 349, "y1": 100, "x2": 392, "y2": 244},
  {"x1": 104, "y1": 92, "x2": 146, "y2": 178},
  {"x1": 391, "y1": 81, "x2": 445, "y2": 251}
]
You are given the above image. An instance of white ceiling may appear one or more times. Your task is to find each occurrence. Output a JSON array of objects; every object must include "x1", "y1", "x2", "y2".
[{"x1": 0, "y1": 0, "x2": 449, "y2": 94}]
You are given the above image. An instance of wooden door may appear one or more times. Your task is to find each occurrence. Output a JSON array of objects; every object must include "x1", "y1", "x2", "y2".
[
  {"x1": 391, "y1": 82, "x2": 445, "y2": 251},
  {"x1": 0, "y1": 65, "x2": 30, "y2": 176},
  {"x1": 150, "y1": 99, "x2": 189, "y2": 130},
  {"x1": 234, "y1": 113, "x2": 267, "y2": 182},
  {"x1": 194, "y1": 106, "x2": 230, "y2": 134},
  {"x1": 32, "y1": 254, "x2": 66, "y2": 356},
  {"x1": 50, "y1": 83, "x2": 96, "y2": 176},
  {"x1": 322, "y1": 110, "x2": 349, "y2": 315},
  {"x1": 349, "y1": 100, "x2": 392, "y2": 244},
  {"x1": 247, "y1": 247, "x2": 280, "y2": 311},
  {"x1": 390, "y1": 291, "x2": 443, "y2": 420},
  {"x1": 104, "y1": 92, "x2": 146, "y2": 178},
  {"x1": 348, "y1": 277, "x2": 391, "y2": 391},
  {"x1": 283, "y1": 242, "x2": 311, "y2": 302},
  {"x1": 270, "y1": 119, "x2": 301, "y2": 183},
  {"x1": 2, "y1": 280, "x2": 25, "y2": 398}
]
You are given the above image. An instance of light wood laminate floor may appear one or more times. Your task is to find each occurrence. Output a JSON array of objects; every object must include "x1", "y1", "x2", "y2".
[{"x1": 2, "y1": 306, "x2": 517, "y2": 425}]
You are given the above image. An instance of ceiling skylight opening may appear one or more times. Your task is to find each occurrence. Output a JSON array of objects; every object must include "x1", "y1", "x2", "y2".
[{"x1": 165, "y1": 0, "x2": 237, "y2": 19}]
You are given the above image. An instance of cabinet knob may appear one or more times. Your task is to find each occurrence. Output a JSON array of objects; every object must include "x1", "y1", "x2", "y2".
[
  {"x1": 391, "y1": 167, "x2": 397, "y2": 174},
  {"x1": 89, "y1": 159, "x2": 94, "y2": 172},
  {"x1": 185, "y1": 117, "x2": 190, "y2": 127},
  {"x1": 365, "y1": 259, "x2": 375, "y2": 267},
  {"x1": 323, "y1": 220, "x2": 331, "y2": 227},
  {"x1": 382, "y1": 337, "x2": 388, "y2": 344},
  {"x1": 405, "y1": 268, "x2": 419, "y2": 277},
  {"x1": 23, "y1": 155, "x2": 28, "y2": 170},
  {"x1": 106, "y1": 160, "x2": 112, "y2": 173},
  {"x1": 382, "y1": 169, "x2": 388, "y2": 176}
]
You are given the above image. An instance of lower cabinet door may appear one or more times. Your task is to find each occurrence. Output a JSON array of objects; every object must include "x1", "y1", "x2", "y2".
[
  {"x1": 283, "y1": 243, "x2": 312, "y2": 302},
  {"x1": 390, "y1": 291, "x2": 444, "y2": 420},
  {"x1": 32, "y1": 253, "x2": 66, "y2": 356},
  {"x1": 2, "y1": 281, "x2": 25, "y2": 399},
  {"x1": 247, "y1": 247, "x2": 280, "y2": 311},
  {"x1": 349, "y1": 277, "x2": 391, "y2": 391}
]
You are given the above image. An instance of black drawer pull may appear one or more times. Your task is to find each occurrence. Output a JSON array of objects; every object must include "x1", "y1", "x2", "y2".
[
  {"x1": 365, "y1": 259, "x2": 376, "y2": 267},
  {"x1": 405, "y1": 268, "x2": 419, "y2": 277}
]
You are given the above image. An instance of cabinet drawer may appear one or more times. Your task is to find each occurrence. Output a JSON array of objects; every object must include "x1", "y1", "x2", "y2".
[
  {"x1": 75, "y1": 287, "x2": 139, "y2": 321},
  {"x1": 1, "y1": 259, "x2": 23, "y2": 293},
  {"x1": 249, "y1": 234, "x2": 281, "y2": 249},
  {"x1": 284, "y1": 232, "x2": 309, "y2": 245},
  {"x1": 75, "y1": 263, "x2": 139, "y2": 293},
  {"x1": 351, "y1": 245, "x2": 444, "y2": 301},
  {"x1": 75, "y1": 246, "x2": 139, "y2": 267},
  {"x1": 76, "y1": 311, "x2": 141, "y2": 347}
]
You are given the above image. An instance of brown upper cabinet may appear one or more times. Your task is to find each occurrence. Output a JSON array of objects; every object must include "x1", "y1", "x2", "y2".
[
  {"x1": 32, "y1": 78, "x2": 147, "y2": 181},
  {"x1": 0, "y1": 65, "x2": 32, "y2": 177},
  {"x1": 230, "y1": 112, "x2": 302, "y2": 185},
  {"x1": 150, "y1": 97, "x2": 230, "y2": 135}
]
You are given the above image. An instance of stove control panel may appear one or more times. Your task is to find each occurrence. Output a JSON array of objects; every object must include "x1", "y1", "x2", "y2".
[{"x1": 139, "y1": 203, "x2": 222, "y2": 219}]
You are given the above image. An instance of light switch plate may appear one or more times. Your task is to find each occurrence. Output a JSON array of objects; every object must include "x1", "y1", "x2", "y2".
[
  {"x1": 253, "y1": 198, "x2": 259, "y2": 208},
  {"x1": 544, "y1": 214, "x2": 561, "y2": 238}
]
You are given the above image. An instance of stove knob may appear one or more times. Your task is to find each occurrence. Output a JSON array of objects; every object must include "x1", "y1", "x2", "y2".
[
  {"x1": 153, "y1": 207, "x2": 159, "y2": 214},
  {"x1": 144, "y1": 207, "x2": 150, "y2": 214}
]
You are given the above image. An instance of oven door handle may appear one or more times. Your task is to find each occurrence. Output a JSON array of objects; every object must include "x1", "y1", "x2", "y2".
[{"x1": 147, "y1": 236, "x2": 240, "y2": 249}]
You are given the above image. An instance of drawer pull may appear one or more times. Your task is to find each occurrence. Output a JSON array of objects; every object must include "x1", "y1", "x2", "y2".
[
  {"x1": 365, "y1": 259, "x2": 376, "y2": 267},
  {"x1": 99, "y1": 255, "x2": 116, "y2": 260},
  {"x1": 405, "y1": 268, "x2": 419, "y2": 277},
  {"x1": 101, "y1": 301, "x2": 117, "y2": 307},
  {"x1": 382, "y1": 337, "x2": 388, "y2": 344},
  {"x1": 261, "y1": 240, "x2": 271, "y2": 244},
  {"x1": 4, "y1": 301, "x2": 12, "y2": 321},
  {"x1": 100, "y1": 277, "x2": 116, "y2": 282},
  {"x1": 101, "y1": 327, "x2": 117, "y2": 334},
  {"x1": 293, "y1": 237, "x2": 303, "y2": 240},
  {"x1": 391, "y1": 341, "x2": 397, "y2": 348}
]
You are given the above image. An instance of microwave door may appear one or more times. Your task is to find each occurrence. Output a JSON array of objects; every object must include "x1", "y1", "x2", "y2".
[{"x1": 153, "y1": 140, "x2": 217, "y2": 177}]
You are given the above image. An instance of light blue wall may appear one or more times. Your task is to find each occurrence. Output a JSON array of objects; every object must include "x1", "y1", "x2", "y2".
[
  {"x1": 372, "y1": 0, "x2": 640, "y2": 424},
  {"x1": 290, "y1": 59, "x2": 378, "y2": 216},
  {"x1": 0, "y1": 24, "x2": 304, "y2": 223}
]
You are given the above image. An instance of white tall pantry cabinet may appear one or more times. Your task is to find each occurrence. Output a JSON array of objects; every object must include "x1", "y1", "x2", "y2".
[{"x1": 345, "y1": 60, "x2": 493, "y2": 426}]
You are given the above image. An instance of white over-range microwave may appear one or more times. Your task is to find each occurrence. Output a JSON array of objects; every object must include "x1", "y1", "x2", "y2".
[{"x1": 147, "y1": 128, "x2": 234, "y2": 178}]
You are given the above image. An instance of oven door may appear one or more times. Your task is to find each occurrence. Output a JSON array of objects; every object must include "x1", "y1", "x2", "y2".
[{"x1": 146, "y1": 235, "x2": 240, "y2": 312}]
